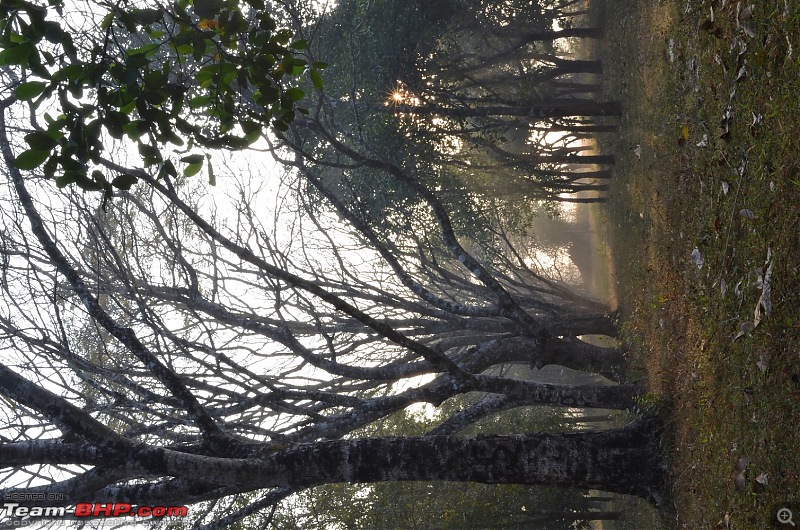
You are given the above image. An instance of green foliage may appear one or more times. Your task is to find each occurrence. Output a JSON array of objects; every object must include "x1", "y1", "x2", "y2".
[
  {"x1": 0, "y1": 0, "x2": 324, "y2": 201},
  {"x1": 299, "y1": 0, "x2": 570, "y2": 267}
]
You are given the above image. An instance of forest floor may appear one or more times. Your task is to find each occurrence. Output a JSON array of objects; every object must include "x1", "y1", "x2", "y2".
[{"x1": 596, "y1": 0, "x2": 800, "y2": 528}]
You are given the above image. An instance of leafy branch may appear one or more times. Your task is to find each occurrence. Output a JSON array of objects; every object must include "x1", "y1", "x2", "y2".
[{"x1": 0, "y1": 0, "x2": 325, "y2": 202}]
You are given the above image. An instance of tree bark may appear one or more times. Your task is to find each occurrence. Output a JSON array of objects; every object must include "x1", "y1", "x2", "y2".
[{"x1": 2, "y1": 420, "x2": 664, "y2": 506}]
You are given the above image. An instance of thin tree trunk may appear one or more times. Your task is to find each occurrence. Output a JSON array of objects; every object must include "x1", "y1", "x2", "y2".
[{"x1": 393, "y1": 101, "x2": 622, "y2": 119}]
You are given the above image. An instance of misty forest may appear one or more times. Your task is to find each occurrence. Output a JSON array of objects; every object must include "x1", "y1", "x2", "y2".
[{"x1": 0, "y1": 0, "x2": 734, "y2": 528}]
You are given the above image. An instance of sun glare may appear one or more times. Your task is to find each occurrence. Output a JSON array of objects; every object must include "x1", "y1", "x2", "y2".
[
  {"x1": 384, "y1": 81, "x2": 415, "y2": 109},
  {"x1": 385, "y1": 89, "x2": 405, "y2": 108}
]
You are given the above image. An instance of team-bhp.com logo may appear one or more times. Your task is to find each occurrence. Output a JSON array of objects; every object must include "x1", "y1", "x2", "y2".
[{"x1": 1, "y1": 502, "x2": 188, "y2": 520}]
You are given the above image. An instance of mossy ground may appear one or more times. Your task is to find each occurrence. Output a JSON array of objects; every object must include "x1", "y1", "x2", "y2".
[{"x1": 596, "y1": 0, "x2": 800, "y2": 527}]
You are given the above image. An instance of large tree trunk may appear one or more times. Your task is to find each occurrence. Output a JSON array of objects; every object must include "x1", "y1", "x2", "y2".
[
  {"x1": 7, "y1": 420, "x2": 663, "y2": 507},
  {"x1": 268, "y1": 422, "x2": 661, "y2": 500}
]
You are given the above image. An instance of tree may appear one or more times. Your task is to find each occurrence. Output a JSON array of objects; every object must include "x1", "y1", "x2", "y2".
[
  {"x1": 0, "y1": 107, "x2": 663, "y2": 528},
  {"x1": 294, "y1": 0, "x2": 617, "y2": 236},
  {"x1": 0, "y1": 1, "x2": 663, "y2": 528}
]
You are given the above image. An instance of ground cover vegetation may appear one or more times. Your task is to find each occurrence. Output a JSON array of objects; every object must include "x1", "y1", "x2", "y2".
[{"x1": 598, "y1": 0, "x2": 800, "y2": 527}]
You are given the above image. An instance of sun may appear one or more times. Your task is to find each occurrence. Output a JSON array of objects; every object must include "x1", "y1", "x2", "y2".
[{"x1": 384, "y1": 82, "x2": 407, "y2": 109}]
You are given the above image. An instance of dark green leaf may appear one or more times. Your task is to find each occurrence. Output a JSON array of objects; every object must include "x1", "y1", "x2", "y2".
[
  {"x1": 15, "y1": 149, "x2": 50, "y2": 170},
  {"x1": 127, "y1": 42, "x2": 161, "y2": 57},
  {"x1": 24, "y1": 131, "x2": 59, "y2": 151},
  {"x1": 138, "y1": 142, "x2": 162, "y2": 165},
  {"x1": 181, "y1": 153, "x2": 204, "y2": 165},
  {"x1": 224, "y1": 136, "x2": 249, "y2": 149},
  {"x1": 131, "y1": 8, "x2": 162, "y2": 25},
  {"x1": 244, "y1": 128, "x2": 261, "y2": 144},
  {"x1": 100, "y1": 12, "x2": 115, "y2": 30},
  {"x1": 111, "y1": 173, "x2": 138, "y2": 190},
  {"x1": 289, "y1": 60, "x2": 306, "y2": 76},
  {"x1": 273, "y1": 29, "x2": 292, "y2": 45},
  {"x1": 310, "y1": 69, "x2": 324, "y2": 91},
  {"x1": 164, "y1": 130, "x2": 184, "y2": 145},
  {"x1": 55, "y1": 173, "x2": 79, "y2": 188},
  {"x1": 143, "y1": 89, "x2": 168, "y2": 105},
  {"x1": 15, "y1": 80, "x2": 47, "y2": 101},
  {"x1": 43, "y1": 21, "x2": 65, "y2": 44},
  {"x1": 61, "y1": 33, "x2": 78, "y2": 61},
  {"x1": 123, "y1": 120, "x2": 149, "y2": 140},
  {"x1": 90, "y1": 170, "x2": 108, "y2": 185},
  {"x1": 196, "y1": 66, "x2": 216, "y2": 87},
  {"x1": 173, "y1": 0, "x2": 190, "y2": 20},
  {"x1": 104, "y1": 112, "x2": 127, "y2": 139},
  {"x1": 143, "y1": 69, "x2": 167, "y2": 89},
  {"x1": 192, "y1": 31, "x2": 206, "y2": 61},
  {"x1": 188, "y1": 94, "x2": 212, "y2": 109},
  {"x1": 0, "y1": 43, "x2": 34, "y2": 66},
  {"x1": 184, "y1": 161, "x2": 203, "y2": 177},
  {"x1": 255, "y1": 85, "x2": 279, "y2": 105},
  {"x1": 42, "y1": 157, "x2": 57, "y2": 179},
  {"x1": 285, "y1": 87, "x2": 304, "y2": 102},
  {"x1": 59, "y1": 156, "x2": 85, "y2": 172},
  {"x1": 258, "y1": 12, "x2": 276, "y2": 31},
  {"x1": 160, "y1": 159, "x2": 178, "y2": 178},
  {"x1": 193, "y1": 0, "x2": 224, "y2": 19},
  {"x1": 41, "y1": 50, "x2": 55, "y2": 66},
  {"x1": 76, "y1": 173, "x2": 104, "y2": 191},
  {"x1": 240, "y1": 120, "x2": 260, "y2": 134}
]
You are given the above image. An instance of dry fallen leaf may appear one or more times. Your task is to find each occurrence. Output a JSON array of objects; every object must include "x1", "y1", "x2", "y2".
[
  {"x1": 736, "y1": 62, "x2": 748, "y2": 81},
  {"x1": 737, "y1": 3, "x2": 756, "y2": 37},
  {"x1": 735, "y1": 457, "x2": 751, "y2": 472},
  {"x1": 734, "y1": 320, "x2": 755, "y2": 340},
  {"x1": 735, "y1": 471, "x2": 746, "y2": 492},
  {"x1": 691, "y1": 247, "x2": 704, "y2": 268},
  {"x1": 739, "y1": 3, "x2": 754, "y2": 22},
  {"x1": 754, "y1": 248, "x2": 774, "y2": 326},
  {"x1": 757, "y1": 350, "x2": 769, "y2": 373},
  {"x1": 697, "y1": 133, "x2": 708, "y2": 147}
]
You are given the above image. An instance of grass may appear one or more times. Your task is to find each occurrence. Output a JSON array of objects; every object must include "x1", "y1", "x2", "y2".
[{"x1": 596, "y1": 0, "x2": 800, "y2": 527}]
